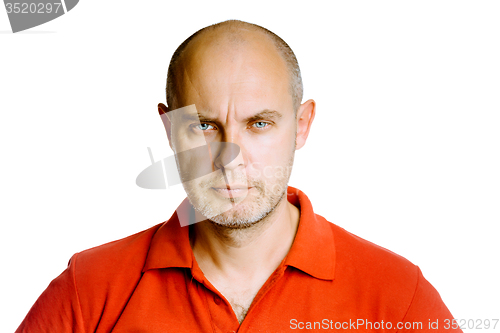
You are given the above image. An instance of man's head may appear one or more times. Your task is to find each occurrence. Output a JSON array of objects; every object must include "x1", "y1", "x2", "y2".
[
  {"x1": 159, "y1": 20, "x2": 315, "y2": 228},
  {"x1": 166, "y1": 20, "x2": 304, "y2": 114}
]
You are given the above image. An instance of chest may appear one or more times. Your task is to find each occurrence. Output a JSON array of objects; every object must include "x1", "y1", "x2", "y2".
[
  {"x1": 201, "y1": 265, "x2": 276, "y2": 323},
  {"x1": 216, "y1": 284, "x2": 260, "y2": 324},
  {"x1": 108, "y1": 268, "x2": 397, "y2": 333}
]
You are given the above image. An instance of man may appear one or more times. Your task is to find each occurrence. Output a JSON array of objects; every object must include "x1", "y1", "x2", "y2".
[{"x1": 17, "y1": 20, "x2": 461, "y2": 332}]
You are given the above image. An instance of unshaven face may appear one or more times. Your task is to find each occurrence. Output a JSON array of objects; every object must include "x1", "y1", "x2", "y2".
[{"x1": 169, "y1": 30, "x2": 298, "y2": 228}]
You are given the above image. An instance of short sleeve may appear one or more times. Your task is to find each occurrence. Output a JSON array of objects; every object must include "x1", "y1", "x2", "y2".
[
  {"x1": 398, "y1": 266, "x2": 462, "y2": 332},
  {"x1": 16, "y1": 253, "x2": 85, "y2": 333}
]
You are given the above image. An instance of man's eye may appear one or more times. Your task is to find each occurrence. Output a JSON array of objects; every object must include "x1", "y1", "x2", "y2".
[
  {"x1": 197, "y1": 123, "x2": 214, "y2": 131},
  {"x1": 253, "y1": 121, "x2": 269, "y2": 129}
]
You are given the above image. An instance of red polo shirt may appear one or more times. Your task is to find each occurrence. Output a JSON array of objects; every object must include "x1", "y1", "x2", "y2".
[{"x1": 17, "y1": 187, "x2": 461, "y2": 332}]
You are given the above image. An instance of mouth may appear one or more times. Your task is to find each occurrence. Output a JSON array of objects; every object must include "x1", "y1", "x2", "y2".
[{"x1": 211, "y1": 185, "x2": 251, "y2": 199}]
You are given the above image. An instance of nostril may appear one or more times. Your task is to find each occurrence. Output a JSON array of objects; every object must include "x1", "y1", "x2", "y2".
[{"x1": 211, "y1": 142, "x2": 241, "y2": 169}]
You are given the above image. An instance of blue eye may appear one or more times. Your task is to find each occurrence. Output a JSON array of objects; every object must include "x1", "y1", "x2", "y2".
[
  {"x1": 197, "y1": 123, "x2": 214, "y2": 131},
  {"x1": 253, "y1": 121, "x2": 268, "y2": 129}
]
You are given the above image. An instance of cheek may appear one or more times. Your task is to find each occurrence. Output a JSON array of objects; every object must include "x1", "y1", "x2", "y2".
[
  {"x1": 173, "y1": 133, "x2": 207, "y2": 152},
  {"x1": 172, "y1": 133, "x2": 216, "y2": 182},
  {"x1": 244, "y1": 135, "x2": 295, "y2": 180}
]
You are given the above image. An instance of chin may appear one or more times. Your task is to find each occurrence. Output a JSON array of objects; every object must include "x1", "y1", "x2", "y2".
[
  {"x1": 186, "y1": 180, "x2": 288, "y2": 228},
  {"x1": 209, "y1": 199, "x2": 259, "y2": 222},
  {"x1": 208, "y1": 207, "x2": 270, "y2": 229},
  {"x1": 207, "y1": 190, "x2": 285, "y2": 229}
]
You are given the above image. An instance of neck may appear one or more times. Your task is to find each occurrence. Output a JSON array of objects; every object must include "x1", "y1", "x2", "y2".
[{"x1": 191, "y1": 195, "x2": 300, "y2": 279}]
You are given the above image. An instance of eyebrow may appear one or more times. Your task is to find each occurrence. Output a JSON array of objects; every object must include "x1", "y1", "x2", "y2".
[
  {"x1": 181, "y1": 109, "x2": 283, "y2": 124},
  {"x1": 179, "y1": 112, "x2": 203, "y2": 122},
  {"x1": 243, "y1": 110, "x2": 282, "y2": 123}
]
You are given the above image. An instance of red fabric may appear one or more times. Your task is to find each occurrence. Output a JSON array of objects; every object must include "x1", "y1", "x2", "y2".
[{"x1": 17, "y1": 187, "x2": 461, "y2": 332}]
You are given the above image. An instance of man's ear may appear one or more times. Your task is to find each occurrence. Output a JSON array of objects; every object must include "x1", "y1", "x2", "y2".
[
  {"x1": 158, "y1": 103, "x2": 174, "y2": 150},
  {"x1": 295, "y1": 99, "x2": 316, "y2": 150}
]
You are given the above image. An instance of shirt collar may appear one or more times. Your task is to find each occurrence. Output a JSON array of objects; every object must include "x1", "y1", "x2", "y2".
[
  {"x1": 142, "y1": 198, "x2": 193, "y2": 272},
  {"x1": 142, "y1": 187, "x2": 336, "y2": 281},
  {"x1": 283, "y1": 187, "x2": 335, "y2": 280}
]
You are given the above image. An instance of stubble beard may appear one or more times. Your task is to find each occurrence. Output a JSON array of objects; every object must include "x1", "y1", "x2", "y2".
[{"x1": 183, "y1": 153, "x2": 295, "y2": 229}]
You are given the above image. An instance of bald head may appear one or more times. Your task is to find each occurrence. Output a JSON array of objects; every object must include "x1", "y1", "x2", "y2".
[{"x1": 166, "y1": 20, "x2": 303, "y2": 112}]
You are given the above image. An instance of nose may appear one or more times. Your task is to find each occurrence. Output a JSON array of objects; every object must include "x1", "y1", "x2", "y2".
[
  {"x1": 212, "y1": 141, "x2": 245, "y2": 171},
  {"x1": 212, "y1": 130, "x2": 245, "y2": 172}
]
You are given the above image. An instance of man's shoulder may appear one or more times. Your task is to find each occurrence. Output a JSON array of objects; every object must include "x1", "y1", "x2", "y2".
[
  {"x1": 330, "y1": 219, "x2": 415, "y2": 269},
  {"x1": 302, "y1": 212, "x2": 455, "y2": 324},
  {"x1": 29, "y1": 222, "x2": 169, "y2": 331},
  {"x1": 71, "y1": 222, "x2": 164, "y2": 282},
  {"x1": 317, "y1": 214, "x2": 420, "y2": 293}
]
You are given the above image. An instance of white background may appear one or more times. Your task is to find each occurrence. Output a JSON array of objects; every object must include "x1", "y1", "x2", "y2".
[{"x1": 1, "y1": 1, "x2": 499, "y2": 331}]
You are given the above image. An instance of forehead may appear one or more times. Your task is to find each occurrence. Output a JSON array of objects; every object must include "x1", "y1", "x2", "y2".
[{"x1": 173, "y1": 29, "x2": 293, "y2": 115}]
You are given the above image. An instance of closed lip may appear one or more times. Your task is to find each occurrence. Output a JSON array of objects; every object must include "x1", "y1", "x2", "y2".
[{"x1": 212, "y1": 185, "x2": 251, "y2": 190}]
